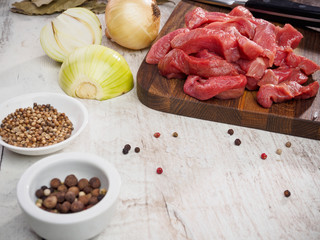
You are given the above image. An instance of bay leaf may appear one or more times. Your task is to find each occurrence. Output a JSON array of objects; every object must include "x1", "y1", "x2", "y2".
[
  {"x1": 31, "y1": 0, "x2": 55, "y2": 8},
  {"x1": 80, "y1": 0, "x2": 107, "y2": 14},
  {"x1": 11, "y1": 0, "x2": 87, "y2": 15},
  {"x1": 156, "y1": 0, "x2": 176, "y2": 5}
]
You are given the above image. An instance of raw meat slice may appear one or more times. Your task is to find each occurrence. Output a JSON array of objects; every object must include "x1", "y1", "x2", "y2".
[
  {"x1": 171, "y1": 28, "x2": 240, "y2": 62},
  {"x1": 193, "y1": 49, "x2": 223, "y2": 60},
  {"x1": 226, "y1": 17, "x2": 256, "y2": 39},
  {"x1": 258, "y1": 67, "x2": 308, "y2": 86},
  {"x1": 185, "y1": 7, "x2": 208, "y2": 29},
  {"x1": 274, "y1": 47, "x2": 292, "y2": 66},
  {"x1": 205, "y1": 17, "x2": 255, "y2": 39},
  {"x1": 236, "y1": 33, "x2": 264, "y2": 60},
  {"x1": 229, "y1": 6, "x2": 254, "y2": 18},
  {"x1": 215, "y1": 87, "x2": 245, "y2": 99},
  {"x1": 183, "y1": 74, "x2": 247, "y2": 100},
  {"x1": 237, "y1": 57, "x2": 269, "y2": 79},
  {"x1": 146, "y1": 28, "x2": 190, "y2": 64},
  {"x1": 257, "y1": 81, "x2": 319, "y2": 108},
  {"x1": 294, "y1": 81, "x2": 320, "y2": 99},
  {"x1": 158, "y1": 49, "x2": 239, "y2": 79},
  {"x1": 276, "y1": 24, "x2": 303, "y2": 49},
  {"x1": 253, "y1": 19, "x2": 277, "y2": 66},
  {"x1": 246, "y1": 77, "x2": 260, "y2": 90},
  {"x1": 285, "y1": 51, "x2": 320, "y2": 75}
]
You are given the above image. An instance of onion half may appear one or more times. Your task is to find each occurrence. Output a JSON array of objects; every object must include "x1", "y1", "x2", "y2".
[
  {"x1": 40, "y1": 7, "x2": 102, "y2": 62},
  {"x1": 59, "y1": 45, "x2": 134, "y2": 100},
  {"x1": 105, "y1": 0, "x2": 161, "y2": 50}
]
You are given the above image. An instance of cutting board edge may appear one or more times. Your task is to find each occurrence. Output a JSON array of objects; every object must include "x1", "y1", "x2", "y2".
[{"x1": 137, "y1": 80, "x2": 320, "y2": 140}]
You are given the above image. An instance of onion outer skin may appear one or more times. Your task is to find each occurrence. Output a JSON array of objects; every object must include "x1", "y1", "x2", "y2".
[
  {"x1": 40, "y1": 7, "x2": 102, "y2": 62},
  {"x1": 105, "y1": 0, "x2": 161, "y2": 50},
  {"x1": 59, "y1": 45, "x2": 134, "y2": 101}
]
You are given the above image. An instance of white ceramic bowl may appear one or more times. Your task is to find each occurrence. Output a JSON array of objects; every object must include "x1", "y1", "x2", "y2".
[
  {"x1": 0, "y1": 92, "x2": 88, "y2": 155},
  {"x1": 17, "y1": 152, "x2": 121, "y2": 240}
]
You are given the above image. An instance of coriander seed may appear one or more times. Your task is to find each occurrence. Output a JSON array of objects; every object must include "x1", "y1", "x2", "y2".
[{"x1": 285, "y1": 141, "x2": 292, "y2": 148}]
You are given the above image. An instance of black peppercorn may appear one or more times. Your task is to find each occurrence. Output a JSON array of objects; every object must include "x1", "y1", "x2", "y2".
[
  {"x1": 227, "y1": 129, "x2": 234, "y2": 135},
  {"x1": 134, "y1": 147, "x2": 140, "y2": 153},
  {"x1": 234, "y1": 138, "x2": 241, "y2": 146}
]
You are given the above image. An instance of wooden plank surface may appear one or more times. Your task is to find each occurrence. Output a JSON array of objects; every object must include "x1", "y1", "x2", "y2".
[{"x1": 137, "y1": 0, "x2": 320, "y2": 140}]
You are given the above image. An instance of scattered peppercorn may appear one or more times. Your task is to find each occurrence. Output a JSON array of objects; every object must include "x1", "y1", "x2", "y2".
[
  {"x1": 124, "y1": 144, "x2": 131, "y2": 151},
  {"x1": 261, "y1": 153, "x2": 267, "y2": 160},
  {"x1": 0, "y1": 103, "x2": 73, "y2": 148},
  {"x1": 153, "y1": 132, "x2": 161, "y2": 138},
  {"x1": 172, "y1": 132, "x2": 178, "y2": 137},
  {"x1": 122, "y1": 148, "x2": 129, "y2": 154},
  {"x1": 285, "y1": 141, "x2": 292, "y2": 148},
  {"x1": 284, "y1": 190, "x2": 291, "y2": 197},
  {"x1": 156, "y1": 167, "x2": 163, "y2": 174},
  {"x1": 276, "y1": 149, "x2": 282, "y2": 155},
  {"x1": 134, "y1": 147, "x2": 140, "y2": 153},
  {"x1": 227, "y1": 129, "x2": 234, "y2": 135},
  {"x1": 234, "y1": 138, "x2": 241, "y2": 146},
  {"x1": 34, "y1": 174, "x2": 107, "y2": 214}
]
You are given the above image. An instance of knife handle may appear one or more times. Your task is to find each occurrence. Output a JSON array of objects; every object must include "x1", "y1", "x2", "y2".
[{"x1": 245, "y1": 0, "x2": 320, "y2": 26}]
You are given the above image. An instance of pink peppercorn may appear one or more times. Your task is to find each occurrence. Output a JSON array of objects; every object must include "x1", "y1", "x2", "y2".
[
  {"x1": 156, "y1": 167, "x2": 163, "y2": 174},
  {"x1": 261, "y1": 153, "x2": 267, "y2": 160},
  {"x1": 154, "y1": 132, "x2": 161, "y2": 138}
]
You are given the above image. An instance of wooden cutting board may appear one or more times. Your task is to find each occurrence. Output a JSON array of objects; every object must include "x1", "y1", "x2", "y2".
[{"x1": 137, "y1": 0, "x2": 320, "y2": 140}]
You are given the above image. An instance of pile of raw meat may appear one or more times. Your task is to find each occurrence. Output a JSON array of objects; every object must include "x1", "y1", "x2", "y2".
[{"x1": 146, "y1": 6, "x2": 320, "y2": 108}]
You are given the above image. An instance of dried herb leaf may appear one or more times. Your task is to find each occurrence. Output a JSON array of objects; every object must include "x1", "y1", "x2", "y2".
[
  {"x1": 80, "y1": 0, "x2": 107, "y2": 14},
  {"x1": 11, "y1": 0, "x2": 87, "y2": 15},
  {"x1": 156, "y1": 0, "x2": 175, "y2": 5},
  {"x1": 31, "y1": 0, "x2": 55, "y2": 7}
]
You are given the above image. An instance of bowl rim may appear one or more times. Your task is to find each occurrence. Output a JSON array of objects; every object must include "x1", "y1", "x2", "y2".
[
  {"x1": 16, "y1": 152, "x2": 121, "y2": 224},
  {"x1": 0, "y1": 92, "x2": 88, "y2": 155}
]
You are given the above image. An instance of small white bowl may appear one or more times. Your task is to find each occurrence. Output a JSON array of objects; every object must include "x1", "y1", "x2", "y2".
[
  {"x1": 17, "y1": 152, "x2": 121, "y2": 240},
  {"x1": 0, "y1": 92, "x2": 88, "y2": 155}
]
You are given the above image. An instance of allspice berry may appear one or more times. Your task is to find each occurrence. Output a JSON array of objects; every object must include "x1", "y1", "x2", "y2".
[
  {"x1": 78, "y1": 195, "x2": 89, "y2": 206},
  {"x1": 57, "y1": 184, "x2": 68, "y2": 193},
  {"x1": 50, "y1": 178, "x2": 61, "y2": 189},
  {"x1": 55, "y1": 192, "x2": 66, "y2": 203},
  {"x1": 64, "y1": 174, "x2": 78, "y2": 187},
  {"x1": 89, "y1": 177, "x2": 101, "y2": 189},
  {"x1": 77, "y1": 178, "x2": 89, "y2": 190},
  {"x1": 65, "y1": 191, "x2": 76, "y2": 203},
  {"x1": 83, "y1": 186, "x2": 93, "y2": 194},
  {"x1": 68, "y1": 186, "x2": 80, "y2": 197},
  {"x1": 88, "y1": 196, "x2": 98, "y2": 205},
  {"x1": 43, "y1": 195, "x2": 57, "y2": 209},
  {"x1": 59, "y1": 201, "x2": 71, "y2": 213},
  {"x1": 35, "y1": 189, "x2": 44, "y2": 198},
  {"x1": 70, "y1": 201, "x2": 84, "y2": 212},
  {"x1": 91, "y1": 188, "x2": 100, "y2": 197}
]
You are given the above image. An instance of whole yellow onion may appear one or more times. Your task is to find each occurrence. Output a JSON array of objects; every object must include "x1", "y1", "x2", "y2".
[{"x1": 105, "y1": 0, "x2": 161, "y2": 50}]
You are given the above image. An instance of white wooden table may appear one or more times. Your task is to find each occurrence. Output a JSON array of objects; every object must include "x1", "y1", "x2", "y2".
[{"x1": 1, "y1": 1, "x2": 320, "y2": 239}]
